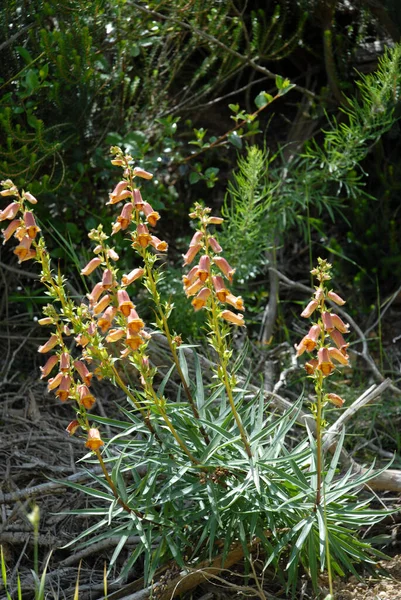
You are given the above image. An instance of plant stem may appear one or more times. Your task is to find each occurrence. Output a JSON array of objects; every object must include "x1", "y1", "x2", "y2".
[
  {"x1": 142, "y1": 255, "x2": 210, "y2": 444},
  {"x1": 111, "y1": 365, "x2": 163, "y2": 439},
  {"x1": 210, "y1": 292, "x2": 252, "y2": 459},
  {"x1": 315, "y1": 372, "x2": 323, "y2": 508},
  {"x1": 142, "y1": 375, "x2": 202, "y2": 466},
  {"x1": 94, "y1": 449, "x2": 143, "y2": 518}
]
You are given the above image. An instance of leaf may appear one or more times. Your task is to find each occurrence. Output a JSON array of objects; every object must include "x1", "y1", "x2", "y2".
[
  {"x1": 193, "y1": 350, "x2": 205, "y2": 418},
  {"x1": 228, "y1": 132, "x2": 242, "y2": 149},
  {"x1": 325, "y1": 426, "x2": 345, "y2": 486},
  {"x1": 16, "y1": 46, "x2": 33, "y2": 64},
  {"x1": 277, "y1": 82, "x2": 296, "y2": 97},
  {"x1": 254, "y1": 91, "x2": 273, "y2": 108},
  {"x1": 178, "y1": 347, "x2": 190, "y2": 386},
  {"x1": 189, "y1": 171, "x2": 201, "y2": 184}
]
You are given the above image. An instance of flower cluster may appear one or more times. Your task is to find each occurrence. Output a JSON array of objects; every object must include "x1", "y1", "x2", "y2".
[
  {"x1": 0, "y1": 148, "x2": 166, "y2": 450},
  {"x1": 182, "y1": 203, "x2": 245, "y2": 327},
  {"x1": 295, "y1": 258, "x2": 350, "y2": 407},
  {"x1": 0, "y1": 180, "x2": 40, "y2": 262}
]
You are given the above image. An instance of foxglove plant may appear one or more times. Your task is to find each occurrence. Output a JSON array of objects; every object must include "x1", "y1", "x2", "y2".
[
  {"x1": 295, "y1": 258, "x2": 351, "y2": 598},
  {"x1": 0, "y1": 166, "x2": 390, "y2": 598},
  {"x1": 182, "y1": 202, "x2": 251, "y2": 458}
]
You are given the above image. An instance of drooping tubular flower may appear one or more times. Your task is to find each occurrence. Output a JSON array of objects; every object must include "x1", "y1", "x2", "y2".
[
  {"x1": 296, "y1": 258, "x2": 350, "y2": 399},
  {"x1": 183, "y1": 202, "x2": 245, "y2": 326},
  {"x1": 85, "y1": 428, "x2": 104, "y2": 451}
]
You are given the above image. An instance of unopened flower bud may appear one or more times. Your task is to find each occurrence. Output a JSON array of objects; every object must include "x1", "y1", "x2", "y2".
[
  {"x1": 23, "y1": 191, "x2": 38, "y2": 204},
  {"x1": 221, "y1": 310, "x2": 245, "y2": 327},
  {"x1": 207, "y1": 216, "x2": 224, "y2": 225},
  {"x1": 87, "y1": 282, "x2": 104, "y2": 304},
  {"x1": 38, "y1": 334, "x2": 59, "y2": 353},
  {"x1": 74, "y1": 360, "x2": 93, "y2": 386},
  {"x1": 322, "y1": 311, "x2": 334, "y2": 332},
  {"x1": 2, "y1": 219, "x2": 21, "y2": 243},
  {"x1": 300, "y1": 300, "x2": 318, "y2": 318},
  {"x1": 189, "y1": 231, "x2": 203, "y2": 247},
  {"x1": 59, "y1": 352, "x2": 70, "y2": 372},
  {"x1": 0, "y1": 202, "x2": 20, "y2": 221},
  {"x1": 107, "y1": 248, "x2": 119, "y2": 261},
  {"x1": 40, "y1": 354, "x2": 59, "y2": 378},
  {"x1": 38, "y1": 317, "x2": 53, "y2": 326},
  {"x1": 183, "y1": 244, "x2": 201, "y2": 266},
  {"x1": 328, "y1": 291, "x2": 346, "y2": 306},
  {"x1": 329, "y1": 329, "x2": 349, "y2": 355},
  {"x1": 0, "y1": 186, "x2": 18, "y2": 197},
  {"x1": 208, "y1": 237, "x2": 222, "y2": 253},
  {"x1": 108, "y1": 181, "x2": 131, "y2": 205},
  {"x1": 331, "y1": 314, "x2": 349, "y2": 334},
  {"x1": 314, "y1": 288, "x2": 325, "y2": 302},
  {"x1": 122, "y1": 267, "x2": 144, "y2": 286},
  {"x1": 213, "y1": 257, "x2": 235, "y2": 282},
  {"x1": 133, "y1": 167, "x2": 153, "y2": 180},
  {"x1": 81, "y1": 257, "x2": 102, "y2": 276},
  {"x1": 326, "y1": 393, "x2": 345, "y2": 407},
  {"x1": 93, "y1": 294, "x2": 111, "y2": 315}
]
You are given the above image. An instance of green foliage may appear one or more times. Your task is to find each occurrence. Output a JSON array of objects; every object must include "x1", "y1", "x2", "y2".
[
  {"x1": 220, "y1": 145, "x2": 273, "y2": 280},
  {"x1": 221, "y1": 44, "x2": 401, "y2": 281}
]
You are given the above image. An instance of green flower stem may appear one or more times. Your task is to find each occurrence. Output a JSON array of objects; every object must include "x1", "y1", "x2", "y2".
[
  {"x1": 111, "y1": 365, "x2": 160, "y2": 440},
  {"x1": 209, "y1": 291, "x2": 252, "y2": 460},
  {"x1": 141, "y1": 374, "x2": 202, "y2": 466},
  {"x1": 141, "y1": 252, "x2": 211, "y2": 445},
  {"x1": 94, "y1": 448, "x2": 143, "y2": 518},
  {"x1": 314, "y1": 370, "x2": 323, "y2": 508},
  {"x1": 200, "y1": 223, "x2": 252, "y2": 460}
]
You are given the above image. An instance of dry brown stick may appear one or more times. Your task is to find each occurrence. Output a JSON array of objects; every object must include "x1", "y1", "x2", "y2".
[
  {"x1": 0, "y1": 532, "x2": 59, "y2": 546},
  {"x1": 323, "y1": 379, "x2": 392, "y2": 452},
  {"x1": 58, "y1": 536, "x2": 146, "y2": 567},
  {"x1": 0, "y1": 466, "x2": 103, "y2": 504}
]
